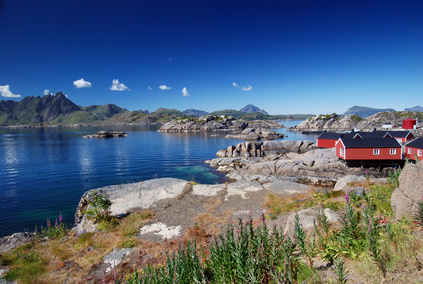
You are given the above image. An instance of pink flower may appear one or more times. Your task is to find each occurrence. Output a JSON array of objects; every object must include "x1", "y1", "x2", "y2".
[
  {"x1": 59, "y1": 212, "x2": 63, "y2": 223},
  {"x1": 344, "y1": 192, "x2": 350, "y2": 204}
]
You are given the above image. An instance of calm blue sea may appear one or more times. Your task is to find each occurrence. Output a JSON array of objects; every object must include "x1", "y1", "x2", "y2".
[{"x1": 0, "y1": 121, "x2": 317, "y2": 237}]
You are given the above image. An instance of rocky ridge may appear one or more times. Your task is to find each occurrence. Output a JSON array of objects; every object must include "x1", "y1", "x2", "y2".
[{"x1": 289, "y1": 111, "x2": 423, "y2": 132}]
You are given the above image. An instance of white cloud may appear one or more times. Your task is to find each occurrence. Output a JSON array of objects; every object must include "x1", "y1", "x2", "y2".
[
  {"x1": 182, "y1": 87, "x2": 190, "y2": 97},
  {"x1": 43, "y1": 89, "x2": 50, "y2": 96},
  {"x1": 110, "y1": 79, "x2": 130, "y2": 91},
  {"x1": 73, "y1": 78, "x2": 92, "y2": 88},
  {"x1": 0, "y1": 85, "x2": 21, "y2": 98},
  {"x1": 148, "y1": 86, "x2": 152, "y2": 90},
  {"x1": 233, "y1": 82, "x2": 252, "y2": 91},
  {"x1": 159, "y1": 85, "x2": 171, "y2": 90}
]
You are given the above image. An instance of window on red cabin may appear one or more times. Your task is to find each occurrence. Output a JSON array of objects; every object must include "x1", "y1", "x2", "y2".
[
  {"x1": 340, "y1": 148, "x2": 344, "y2": 157},
  {"x1": 419, "y1": 150, "x2": 422, "y2": 157},
  {"x1": 373, "y1": 149, "x2": 380, "y2": 155},
  {"x1": 390, "y1": 149, "x2": 396, "y2": 155},
  {"x1": 408, "y1": 148, "x2": 412, "y2": 154}
]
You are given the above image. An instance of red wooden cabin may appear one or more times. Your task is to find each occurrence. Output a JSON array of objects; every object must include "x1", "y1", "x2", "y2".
[
  {"x1": 404, "y1": 137, "x2": 423, "y2": 161},
  {"x1": 335, "y1": 137, "x2": 403, "y2": 167}
]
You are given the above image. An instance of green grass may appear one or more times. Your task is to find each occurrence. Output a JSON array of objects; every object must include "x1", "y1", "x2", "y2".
[{"x1": 0, "y1": 243, "x2": 46, "y2": 283}]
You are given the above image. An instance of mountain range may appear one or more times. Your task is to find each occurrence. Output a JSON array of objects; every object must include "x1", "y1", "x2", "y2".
[
  {"x1": 404, "y1": 106, "x2": 423, "y2": 112},
  {"x1": 0, "y1": 93, "x2": 280, "y2": 126},
  {"x1": 342, "y1": 106, "x2": 396, "y2": 118},
  {"x1": 0, "y1": 92, "x2": 128, "y2": 126}
]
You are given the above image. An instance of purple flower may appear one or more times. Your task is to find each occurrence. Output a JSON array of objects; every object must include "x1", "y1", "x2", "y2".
[
  {"x1": 59, "y1": 212, "x2": 63, "y2": 223},
  {"x1": 344, "y1": 192, "x2": 350, "y2": 204},
  {"x1": 46, "y1": 218, "x2": 51, "y2": 227}
]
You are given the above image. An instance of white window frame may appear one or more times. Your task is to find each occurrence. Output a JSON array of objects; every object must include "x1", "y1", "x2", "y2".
[
  {"x1": 373, "y1": 149, "x2": 380, "y2": 155},
  {"x1": 340, "y1": 148, "x2": 344, "y2": 157},
  {"x1": 418, "y1": 150, "x2": 422, "y2": 157},
  {"x1": 390, "y1": 149, "x2": 396, "y2": 155},
  {"x1": 408, "y1": 148, "x2": 412, "y2": 154}
]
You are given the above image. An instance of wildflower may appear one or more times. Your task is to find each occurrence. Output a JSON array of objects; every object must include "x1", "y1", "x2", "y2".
[
  {"x1": 55, "y1": 219, "x2": 58, "y2": 227},
  {"x1": 59, "y1": 212, "x2": 63, "y2": 223},
  {"x1": 344, "y1": 192, "x2": 350, "y2": 204},
  {"x1": 47, "y1": 218, "x2": 51, "y2": 227}
]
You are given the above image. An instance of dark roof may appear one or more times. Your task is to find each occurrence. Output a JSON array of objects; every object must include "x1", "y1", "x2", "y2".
[
  {"x1": 340, "y1": 138, "x2": 402, "y2": 148},
  {"x1": 405, "y1": 137, "x2": 423, "y2": 149},
  {"x1": 358, "y1": 131, "x2": 391, "y2": 138},
  {"x1": 386, "y1": 131, "x2": 413, "y2": 138},
  {"x1": 317, "y1": 131, "x2": 358, "y2": 140}
]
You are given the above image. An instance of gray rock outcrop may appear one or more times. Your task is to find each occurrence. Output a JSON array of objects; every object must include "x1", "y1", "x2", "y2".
[
  {"x1": 216, "y1": 140, "x2": 317, "y2": 158},
  {"x1": 158, "y1": 115, "x2": 284, "y2": 133},
  {"x1": 159, "y1": 115, "x2": 248, "y2": 132},
  {"x1": 391, "y1": 162, "x2": 423, "y2": 220},
  {"x1": 73, "y1": 178, "x2": 190, "y2": 234},
  {"x1": 0, "y1": 232, "x2": 33, "y2": 253}
]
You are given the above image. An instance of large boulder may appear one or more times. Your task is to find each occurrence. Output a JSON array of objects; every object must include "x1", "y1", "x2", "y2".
[
  {"x1": 391, "y1": 162, "x2": 423, "y2": 220},
  {"x1": 73, "y1": 178, "x2": 190, "y2": 234}
]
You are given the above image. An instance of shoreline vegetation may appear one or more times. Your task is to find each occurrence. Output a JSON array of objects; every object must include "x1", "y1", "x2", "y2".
[
  {"x1": 1, "y1": 137, "x2": 423, "y2": 283},
  {"x1": 1, "y1": 168, "x2": 423, "y2": 283}
]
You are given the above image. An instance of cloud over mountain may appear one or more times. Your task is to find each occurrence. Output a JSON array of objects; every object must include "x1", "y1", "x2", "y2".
[
  {"x1": 233, "y1": 82, "x2": 252, "y2": 91},
  {"x1": 0, "y1": 85, "x2": 21, "y2": 98},
  {"x1": 73, "y1": 78, "x2": 92, "y2": 88},
  {"x1": 110, "y1": 79, "x2": 130, "y2": 91},
  {"x1": 182, "y1": 87, "x2": 189, "y2": 97}
]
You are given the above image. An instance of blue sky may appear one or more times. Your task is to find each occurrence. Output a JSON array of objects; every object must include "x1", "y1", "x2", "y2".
[{"x1": 0, "y1": 0, "x2": 422, "y2": 115}]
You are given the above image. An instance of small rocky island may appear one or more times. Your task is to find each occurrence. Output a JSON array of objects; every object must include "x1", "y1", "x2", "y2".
[
  {"x1": 83, "y1": 130, "x2": 127, "y2": 138},
  {"x1": 158, "y1": 115, "x2": 284, "y2": 140}
]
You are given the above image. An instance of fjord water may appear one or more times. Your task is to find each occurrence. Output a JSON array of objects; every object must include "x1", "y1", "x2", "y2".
[{"x1": 0, "y1": 121, "x2": 317, "y2": 237}]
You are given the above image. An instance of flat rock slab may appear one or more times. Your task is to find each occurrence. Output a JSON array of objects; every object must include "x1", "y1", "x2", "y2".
[
  {"x1": 103, "y1": 178, "x2": 190, "y2": 216},
  {"x1": 225, "y1": 180, "x2": 263, "y2": 200},
  {"x1": 192, "y1": 183, "x2": 226, "y2": 196},
  {"x1": 262, "y1": 180, "x2": 311, "y2": 195}
]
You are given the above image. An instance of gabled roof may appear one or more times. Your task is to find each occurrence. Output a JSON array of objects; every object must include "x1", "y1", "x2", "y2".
[
  {"x1": 317, "y1": 132, "x2": 343, "y2": 140},
  {"x1": 340, "y1": 138, "x2": 402, "y2": 148},
  {"x1": 405, "y1": 137, "x2": 423, "y2": 149},
  {"x1": 359, "y1": 131, "x2": 392, "y2": 139},
  {"x1": 386, "y1": 131, "x2": 413, "y2": 138},
  {"x1": 317, "y1": 131, "x2": 358, "y2": 140}
]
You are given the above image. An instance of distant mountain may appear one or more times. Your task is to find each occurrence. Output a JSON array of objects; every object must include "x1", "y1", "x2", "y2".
[
  {"x1": 182, "y1": 109, "x2": 209, "y2": 117},
  {"x1": 404, "y1": 106, "x2": 423, "y2": 112},
  {"x1": 342, "y1": 106, "x2": 396, "y2": 118},
  {"x1": 0, "y1": 92, "x2": 127, "y2": 126},
  {"x1": 239, "y1": 104, "x2": 269, "y2": 115},
  {"x1": 209, "y1": 109, "x2": 246, "y2": 118}
]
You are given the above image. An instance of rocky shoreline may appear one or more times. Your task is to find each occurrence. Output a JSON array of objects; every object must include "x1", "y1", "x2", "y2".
[{"x1": 3, "y1": 139, "x2": 423, "y2": 283}]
